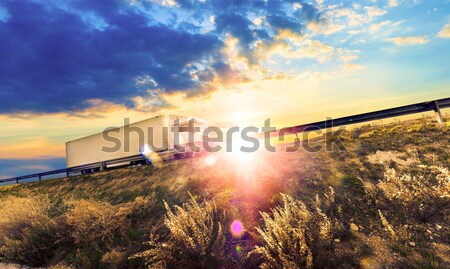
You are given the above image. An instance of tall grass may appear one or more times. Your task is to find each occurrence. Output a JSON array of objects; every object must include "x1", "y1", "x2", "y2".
[
  {"x1": 0, "y1": 119, "x2": 448, "y2": 268},
  {"x1": 135, "y1": 194, "x2": 226, "y2": 269},
  {"x1": 0, "y1": 194, "x2": 158, "y2": 269},
  {"x1": 0, "y1": 195, "x2": 59, "y2": 266},
  {"x1": 251, "y1": 191, "x2": 335, "y2": 269}
]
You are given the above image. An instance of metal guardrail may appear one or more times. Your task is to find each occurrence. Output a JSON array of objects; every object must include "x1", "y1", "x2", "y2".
[
  {"x1": 1, "y1": 97, "x2": 448, "y2": 185},
  {"x1": 270, "y1": 97, "x2": 449, "y2": 136},
  {"x1": 0, "y1": 168, "x2": 69, "y2": 184},
  {"x1": 0, "y1": 169, "x2": 69, "y2": 184},
  {"x1": 0, "y1": 155, "x2": 147, "y2": 184}
]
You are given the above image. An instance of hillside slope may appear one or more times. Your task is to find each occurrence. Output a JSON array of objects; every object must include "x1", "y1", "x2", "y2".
[{"x1": 0, "y1": 118, "x2": 449, "y2": 269}]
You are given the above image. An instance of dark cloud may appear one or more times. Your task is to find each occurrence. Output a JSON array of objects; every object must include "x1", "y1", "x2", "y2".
[
  {"x1": 267, "y1": 14, "x2": 303, "y2": 33},
  {"x1": 0, "y1": 0, "x2": 222, "y2": 113},
  {"x1": 215, "y1": 13, "x2": 256, "y2": 48},
  {"x1": 300, "y1": 2, "x2": 323, "y2": 22},
  {"x1": 0, "y1": 0, "x2": 323, "y2": 114}
]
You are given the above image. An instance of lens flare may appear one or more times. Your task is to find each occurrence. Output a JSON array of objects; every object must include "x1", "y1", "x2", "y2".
[
  {"x1": 204, "y1": 155, "x2": 217, "y2": 166},
  {"x1": 227, "y1": 133, "x2": 256, "y2": 163},
  {"x1": 231, "y1": 220, "x2": 244, "y2": 238},
  {"x1": 140, "y1": 144, "x2": 163, "y2": 165},
  {"x1": 142, "y1": 144, "x2": 152, "y2": 156}
]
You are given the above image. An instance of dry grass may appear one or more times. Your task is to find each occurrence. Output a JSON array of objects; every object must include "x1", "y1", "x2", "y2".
[
  {"x1": 251, "y1": 190, "x2": 336, "y2": 269},
  {"x1": 0, "y1": 118, "x2": 448, "y2": 269},
  {"x1": 0, "y1": 194, "x2": 159, "y2": 269},
  {"x1": 0, "y1": 195, "x2": 59, "y2": 266},
  {"x1": 135, "y1": 194, "x2": 226, "y2": 269},
  {"x1": 66, "y1": 200, "x2": 116, "y2": 245},
  {"x1": 379, "y1": 166, "x2": 449, "y2": 215}
]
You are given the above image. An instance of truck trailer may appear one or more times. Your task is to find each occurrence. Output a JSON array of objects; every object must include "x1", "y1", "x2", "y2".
[{"x1": 65, "y1": 115, "x2": 207, "y2": 173}]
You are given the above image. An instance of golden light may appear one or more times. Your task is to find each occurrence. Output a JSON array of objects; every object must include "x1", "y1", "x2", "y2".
[
  {"x1": 227, "y1": 110, "x2": 261, "y2": 125},
  {"x1": 226, "y1": 132, "x2": 256, "y2": 164},
  {"x1": 204, "y1": 155, "x2": 217, "y2": 166}
]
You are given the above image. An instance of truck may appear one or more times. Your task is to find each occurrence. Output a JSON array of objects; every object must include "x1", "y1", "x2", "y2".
[{"x1": 65, "y1": 115, "x2": 207, "y2": 173}]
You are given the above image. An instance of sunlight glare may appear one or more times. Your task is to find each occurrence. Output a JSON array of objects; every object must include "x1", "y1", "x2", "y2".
[
  {"x1": 141, "y1": 144, "x2": 163, "y2": 165},
  {"x1": 142, "y1": 144, "x2": 152, "y2": 155},
  {"x1": 204, "y1": 155, "x2": 217, "y2": 166},
  {"x1": 227, "y1": 132, "x2": 256, "y2": 163}
]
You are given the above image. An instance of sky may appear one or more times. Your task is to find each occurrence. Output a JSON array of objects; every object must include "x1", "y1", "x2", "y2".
[{"x1": 0, "y1": 0, "x2": 449, "y2": 179}]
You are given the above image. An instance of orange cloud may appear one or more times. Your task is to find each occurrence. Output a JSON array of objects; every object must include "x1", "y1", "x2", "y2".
[
  {"x1": 386, "y1": 36, "x2": 429, "y2": 45},
  {"x1": 388, "y1": 0, "x2": 399, "y2": 7},
  {"x1": 0, "y1": 139, "x2": 65, "y2": 159},
  {"x1": 438, "y1": 22, "x2": 450, "y2": 38},
  {"x1": 307, "y1": 20, "x2": 344, "y2": 35},
  {"x1": 343, "y1": 63, "x2": 366, "y2": 72}
]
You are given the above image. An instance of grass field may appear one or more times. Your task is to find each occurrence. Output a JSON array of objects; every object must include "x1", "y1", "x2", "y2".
[{"x1": 0, "y1": 117, "x2": 449, "y2": 269}]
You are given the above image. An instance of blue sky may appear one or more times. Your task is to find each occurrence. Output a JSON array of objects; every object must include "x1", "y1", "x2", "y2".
[{"x1": 0, "y1": 0, "x2": 449, "y2": 178}]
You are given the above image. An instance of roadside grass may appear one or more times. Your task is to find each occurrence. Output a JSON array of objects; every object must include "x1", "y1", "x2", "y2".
[{"x1": 0, "y1": 118, "x2": 448, "y2": 268}]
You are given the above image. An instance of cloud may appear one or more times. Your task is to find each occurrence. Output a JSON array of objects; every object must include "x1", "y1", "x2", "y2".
[
  {"x1": 255, "y1": 38, "x2": 359, "y2": 65},
  {"x1": 343, "y1": 63, "x2": 366, "y2": 72},
  {"x1": 0, "y1": 0, "x2": 329, "y2": 114},
  {"x1": 291, "y1": 40, "x2": 335, "y2": 63},
  {"x1": 330, "y1": 5, "x2": 387, "y2": 28},
  {"x1": 150, "y1": 0, "x2": 178, "y2": 8},
  {"x1": 252, "y1": 17, "x2": 264, "y2": 26},
  {"x1": 388, "y1": 0, "x2": 399, "y2": 7},
  {"x1": 65, "y1": 99, "x2": 129, "y2": 118},
  {"x1": 0, "y1": 5, "x2": 9, "y2": 22},
  {"x1": 0, "y1": 0, "x2": 227, "y2": 114},
  {"x1": 438, "y1": 22, "x2": 450, "y2": 38},
  {"x1": 307, "y1": 20, "x2": 344, "y2": 35},
  {"x1": 275, "y1": 29, "x2": 305, "y2": 45},
  {"x1": 370, "y1": 20, "x2": 393, "y2": 32},
  {"x1": 215, "y1": 13, "x2": 257, "y2": 50},
  {"x1": 131, "y1": 90, "x2": 172, "y2": 112},
  {"x1": 364, "y1": 6, "x2": 387, "y2": 17},
  {"x1": 386, "y1": 36, "x2": 429, "y2": 45}
]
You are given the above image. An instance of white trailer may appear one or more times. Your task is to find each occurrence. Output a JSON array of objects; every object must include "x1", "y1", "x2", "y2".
[{"x1": 65, "y1": 115, "x2": 207, "y2": 172}]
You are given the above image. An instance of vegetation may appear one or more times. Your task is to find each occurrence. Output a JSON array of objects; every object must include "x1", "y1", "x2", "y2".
[
  {"x1": 134, "y1": 194, "x2": 226, "y2": 269},
  {"x1": 0, "y1": 195, "x2": 58, "y2": 266},
  {"x1": 0, "y1": 117, "x2": 449, "y2": 268},
  {"x1": 251, "y1": 191, "x2": 334, "y2": 269}
]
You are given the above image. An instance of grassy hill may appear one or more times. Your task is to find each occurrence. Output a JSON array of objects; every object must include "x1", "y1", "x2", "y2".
[{"x1": 0, "y1": 118, "x2": 449, "y2": 269}]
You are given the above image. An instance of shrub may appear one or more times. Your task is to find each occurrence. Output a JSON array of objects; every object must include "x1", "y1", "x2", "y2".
[
  {"x1": 251, "y1": 193, "x2": 332, "y2": 269},
  {"x1": 375, "y1": 166, "x2": 450, "y2": 268},
  {"x1": 0, "y1": 195, "x2": 59, "y2": 266},
  {"x1": 341, "y1": 175, "x2": 364, "y2": 194},
  {"x1": 101, "y1": 249, "x2": 125, "y2": 269},
  {"x1": 114, "y1": 194, "x2": 158, "y2": 228},
  {"x1": 378, "y1": 165, "x2": 450, "y2": 221},
  {"x1": 135, "y1": 194, "x2": 226, "y2": 269},
  {"x1": 66, "y1": 199, "x2": 117, "y2": 246},
  {"x1": 64, "y1": 196, "x2": 153, "y2": 268}
]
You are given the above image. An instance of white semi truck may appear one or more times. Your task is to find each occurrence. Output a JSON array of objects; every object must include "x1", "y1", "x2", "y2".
[{"x1": 65, "y1": 115, "x2": 207, "y2": 173}]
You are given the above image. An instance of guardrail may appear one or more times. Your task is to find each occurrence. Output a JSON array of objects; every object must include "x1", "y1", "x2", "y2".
[
  {"x1": 271, "y1": 97, "x2": 449, "y2": 136},
  {"x1": 0, "y1": 169, "x2": 69, "y2": 184},
  {"x1": 1, "y1": 97, "x2": 448, "y2": 185},
  {"x1": 0, "y1": 155, "x2": 148, "y2": 184}
]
